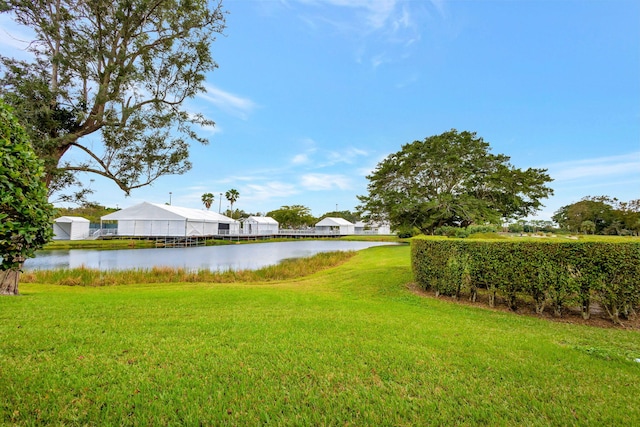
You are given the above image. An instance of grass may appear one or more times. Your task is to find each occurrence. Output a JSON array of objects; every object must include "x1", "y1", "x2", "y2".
[
  {"x1": 2, "y1": 245, "x2": 640, "y2": 425},
  {"x1": 43, "y1": 239, "x2": 159, "y2": 250},
  {"x1": 20, "y1": 251, "x2": 357, "y2": 286}
]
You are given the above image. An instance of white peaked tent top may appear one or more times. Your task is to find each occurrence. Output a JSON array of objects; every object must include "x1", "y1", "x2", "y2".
[
  {"x1": 101, "y1": 202, "x2": 238, "y2": 222},
  {"x1": 55, "y1": 216, "x2": 90, "y2": 223},
  {"x1": 316, "y1": 217, "x2": 354, "y2": 226},
  {"x1": 244, "y1": 216, "x2": 279, "y2": 225}
]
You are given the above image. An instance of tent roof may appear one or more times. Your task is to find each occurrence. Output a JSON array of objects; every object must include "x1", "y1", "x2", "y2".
[
  {"x1": 55, "y1": 216, "x2": 90, "y2": 223},
  {"x1": 244, "y1": 216, "x2": 279, "y2": 225},
  {"x1": 101, "y1": 202, "x2": 238, "y2": 223},
  {"x1": 316, "y1": 217, "x2": 354, "y2": 226}
]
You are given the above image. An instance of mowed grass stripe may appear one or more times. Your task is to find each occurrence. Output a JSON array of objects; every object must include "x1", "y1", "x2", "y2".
[{"x1": 1, "y1": 245, "x2": 639, "y2": 425}]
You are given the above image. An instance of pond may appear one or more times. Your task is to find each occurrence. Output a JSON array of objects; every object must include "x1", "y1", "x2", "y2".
[{"x1": 24, "y1": 240, "x2": 397, "y2": 272}]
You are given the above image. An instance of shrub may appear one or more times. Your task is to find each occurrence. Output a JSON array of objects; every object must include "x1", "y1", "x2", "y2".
[
  {"x1": 396, "y1": 226, "x2": 416, "y2": 238},
  {"x1": 411, "y1": 239, "x2": 640, "y2": 323}
]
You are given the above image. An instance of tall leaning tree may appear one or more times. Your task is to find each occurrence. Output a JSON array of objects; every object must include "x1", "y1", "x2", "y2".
[
  {"x1": 0, "y1": 0, "x2": 226, "y2": 202},
  {"x1": 357, "y1": 129, "x2": 554, "y2": 234},
  {"x1": 1, "y1": 100, "x2": 55, "y2": 295}
]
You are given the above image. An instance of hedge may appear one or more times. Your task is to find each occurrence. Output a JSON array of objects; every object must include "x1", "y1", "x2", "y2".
[{"x1": 411, "y1": 239, "x2": 640, "y2": 324}]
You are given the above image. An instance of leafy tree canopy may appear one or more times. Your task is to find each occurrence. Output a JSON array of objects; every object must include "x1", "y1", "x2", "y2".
[
  {"x1": 318, "y1": 210, "x2": 360, "y2": 224},
  {"x1": 0, "y1": 0, "x2": 226, "y2": 202},
  {"x1": 1, "y1": 99, "x2": 55, "y2": 294},
  {"x1": 357, "y1": 129, "x2": 554, "y2": 234},
  {"x1": 56, "y1": 202, "x2": 118, "y2": 223},
  {"x1": 552, "y1": 196, "x2": 640, "y2": 235},
  {"x1": 267, "y1": 205, "x2": 317, "y2": 229}
]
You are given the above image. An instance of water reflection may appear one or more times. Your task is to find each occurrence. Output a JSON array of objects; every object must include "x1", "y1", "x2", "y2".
[{"x1": 24, "y1": 240, "x2": 396, "y2": 272}]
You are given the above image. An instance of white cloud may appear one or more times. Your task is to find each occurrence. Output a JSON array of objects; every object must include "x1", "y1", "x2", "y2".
[
  {"x1": 545, "y1": 152, "x2": 640, "y2": 182},
  {"x1": 244, "y1": 181, "x2": 299, "y2": 201},
  {"x1": 288, "y1": 0, "x2": 446, "y2": 70},
  {"x1": 198, "y1": 84, "x2": 257, "y2": 119},
  {"x1": 325, "y1": 147, "x2": 369, "y2": 165},
  {"x1": 291, "y1": 153, "x2": 310, "y2": 165},
  {"x1": 527, "y1": 152, "x2": 640, "y2": 221},
  {"x1": 301, "y1": 173, "x2": 352, "y2": 190}
]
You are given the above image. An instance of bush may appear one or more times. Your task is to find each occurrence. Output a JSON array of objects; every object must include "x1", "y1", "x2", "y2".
[
  {"x1": 411, "y1": 239, "x2": 640, "y2": 323},
  {"x1": 396, "y1": 226, "x2": 416, "y2": 238}
]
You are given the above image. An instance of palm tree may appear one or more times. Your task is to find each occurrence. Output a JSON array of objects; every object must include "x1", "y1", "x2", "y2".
[
  {"x1": 225, "y1": 189, "x2": 239, "y2": 212},
  {"x1": 201, "y1": 192, "x2": 214, "y2": 210}
]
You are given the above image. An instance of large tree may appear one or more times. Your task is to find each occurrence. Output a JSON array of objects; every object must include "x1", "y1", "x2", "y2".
[
  {"x1": 1, "y1": 100, "x2": 55, "y2": 295},
  {"x1": 318, "y1": 210, "x2": 359, "y2": 224},
  {"x1": 357, "y1": 129, "x2": 553, "y2": 234},
  {"x1": 267, "y1": 205, "x2": 316, "y2": 229},
  {"x1": 0, "y1": 0, "x2": 226, "y2": 201},
  {"x1": 553, "y1": 196, "x2": 640, "y2": 235}
]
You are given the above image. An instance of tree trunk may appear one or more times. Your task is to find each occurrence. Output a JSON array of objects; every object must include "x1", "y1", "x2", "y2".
[{"x1": 0, "y1": 267, "x2": 21, "y2": 295}]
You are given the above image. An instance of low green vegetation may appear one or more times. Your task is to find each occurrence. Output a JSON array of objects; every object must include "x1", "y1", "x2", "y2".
[
  {"x1": 2, "y1": 245, "x2": 639, "y2": 425},
  {"x1": 413, "y1": 238, "x2": 640, "y2": 323},
  {"x1": 42, "y1": 239, "x2": 159, "y2": 251},
  {"x1": 21, "y1": 251, "x2": 356, "y2": 286}
]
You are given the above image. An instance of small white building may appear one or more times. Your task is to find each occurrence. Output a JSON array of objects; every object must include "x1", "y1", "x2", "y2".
[
  {"x1": 100, "y1": 202, "x2": 239, "y2": 237},
  {"x1": 315, "y1": 217, "x2": 355, "y2": 235},
  {"x1": 53, "y1": 216, "x2": 91, "y2": 240},
  {"x1": 355, "y1": 221, "x2": 392, "y2": 235},
  {"x1": 242, "y1": 216, "x2": 279, "y2": 235}
]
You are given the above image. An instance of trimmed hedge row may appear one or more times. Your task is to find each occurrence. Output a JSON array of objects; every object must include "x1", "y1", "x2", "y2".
[{"x1": 411, "y1": 239, "x2": 640, "y2": 323}]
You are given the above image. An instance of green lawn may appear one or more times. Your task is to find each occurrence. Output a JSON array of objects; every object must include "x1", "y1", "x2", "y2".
[{"x1": 1, "y1": 245, "x2": 639, "y2": 425}]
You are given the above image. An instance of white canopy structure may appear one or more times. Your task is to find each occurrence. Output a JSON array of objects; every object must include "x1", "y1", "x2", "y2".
[
  {"x1": 101, "y1": 202, "x2": 239, "y2": 237},
  {"x1": 315, "y1": 217, "x2": 355, "y2": 235},
  {"x1": 53, "y1": 216, "x2": 91, "y2": 240},
  {"x1": 354, "y1": 221, "x2": 392, "y2": 235},
  {"x1": 242, "y1": 216, "x2": 279, "y2": 235}
]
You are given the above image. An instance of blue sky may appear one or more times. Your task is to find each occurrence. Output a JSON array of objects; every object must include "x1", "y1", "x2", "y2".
[{"x1": 1, "y1": 0, "x2": 639, "y2": 221}]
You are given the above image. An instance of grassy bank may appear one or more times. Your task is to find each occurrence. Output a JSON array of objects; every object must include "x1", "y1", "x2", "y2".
[
  {"x1": 21, "y1": 251, "x2": 356, "y2": 286},
  {"x1": 2, "y1": 245, "x2": 639, "y2": 425}
]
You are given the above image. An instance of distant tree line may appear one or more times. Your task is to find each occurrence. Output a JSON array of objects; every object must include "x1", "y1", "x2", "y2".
[
  {"x1": 552, "y1": 196, "x2": 640, "y2": 235},
  {"x1": 265, "y1": 206, "x2": 360, "y2": 229}
]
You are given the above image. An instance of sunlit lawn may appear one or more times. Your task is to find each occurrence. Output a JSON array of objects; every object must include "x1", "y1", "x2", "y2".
[{"x1": 1, "y1": 245, "x2": 639, "y2": 425}]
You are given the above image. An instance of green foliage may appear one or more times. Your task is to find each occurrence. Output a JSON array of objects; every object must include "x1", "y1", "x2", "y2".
[
  {"x1": 318, "y1": 210, "x2": 360, "y2": 224},
  {"x1": 3, "y1": 245, "x2": 640, "y2": 424},
  {"x1": 23, "y1": 251, "x2": 356, "y2": 286},
  {"x1": 357, "y1": 129, "x2": 553, "y2": 234},
  {"x1": 0, "y1": 0, "x2": 227, "y2": 199},
  {"x1": 507, "y1": 222, "x2": 525, "y2": 233},
  {"x1": 201, "y1": 193, "x2": 215, "y2": 210},
  {"x1": 395, "y1": 225, "x2": 416, "y2": 238},
  {"x1": 553, "y1": 196, "x2": 640, "y2": 235},
  {"x1": 0, "y1": 100, "x2": 55, "y2": 276},
  {"x1": 412, "y1": 239, "x2": 640, "y2": 323},
  {"x1": 267, "y1": 205, "x2": 317, "y2": 229},
  {"x1": 225, "y1": 189, "x2": 240, "y2": 214},
  {"x1": 434, "y1": 224, "x2": 499, "y2": 238},
  {"x1": 56, "y1": 202, "x2": 118, "y2": 223}
]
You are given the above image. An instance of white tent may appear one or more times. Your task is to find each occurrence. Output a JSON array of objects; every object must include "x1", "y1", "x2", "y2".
[
  {"x1": 242, "y1": 216, "x2": 279, "y2": 235},
  {"x1": 100, "y1": 202, "x2": 239, "y2": 237},
  {"x1": 315, "y1": 217, "x2": 355, "y2": 235},
  {"x1": 355, "y1": 221, "x2": 392, "y2": 235},
  {"x1": 53, "y1": 216, "x2": 91, "y2": 240}
]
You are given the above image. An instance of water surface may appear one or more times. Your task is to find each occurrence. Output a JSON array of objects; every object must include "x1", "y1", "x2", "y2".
[{"x1": 24, "y1": 240, "x2": 396, "y2": 272}]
